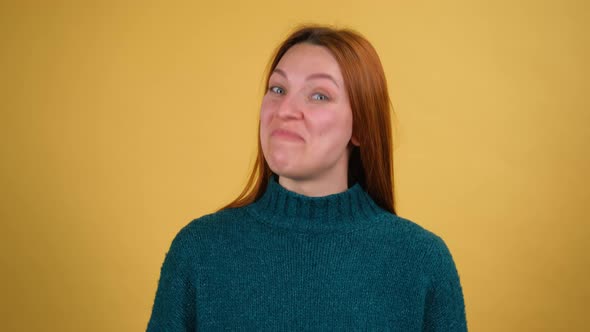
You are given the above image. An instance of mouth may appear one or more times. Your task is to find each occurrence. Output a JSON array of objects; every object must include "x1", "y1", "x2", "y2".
[{"x1": 271, "y1": 129, "x2": 304, "y2": 141}]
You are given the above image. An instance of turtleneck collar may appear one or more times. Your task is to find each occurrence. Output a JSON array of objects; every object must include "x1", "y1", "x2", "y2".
[{"x1": 245, "y1": 176, "x2": 387, "y2": 234}]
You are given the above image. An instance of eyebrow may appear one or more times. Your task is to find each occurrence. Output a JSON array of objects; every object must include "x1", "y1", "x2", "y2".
[{"x1": 272, "y1": 68, "x2": 340, "y2": 88}]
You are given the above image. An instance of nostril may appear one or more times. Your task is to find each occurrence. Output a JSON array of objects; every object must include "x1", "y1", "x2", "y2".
[
  {"x1": 276, "y1": 98, "x2": 304, "y2": 120},
  {"x1": 277, "y1": 106, "x2": 299, "y2": 119}
]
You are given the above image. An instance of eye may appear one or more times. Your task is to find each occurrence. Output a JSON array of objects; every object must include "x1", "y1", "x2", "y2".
[
  {"x1": 311, "y1": 93, "x2": 329, "y2": 101},
  {"x1": 269, "y1": 86, "x2": 285, "y2": 95}
]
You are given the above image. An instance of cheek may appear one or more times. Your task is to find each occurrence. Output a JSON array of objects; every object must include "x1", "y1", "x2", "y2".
[
  {"x1": 260, "y1": 97, "x2": 275, "y2": 125},
  {"x1": 259, "y1": 98, "x2": 276, "y2": 143},
  {"x1": 313, "y1": 112, "x2": 353, "y2": 142}
]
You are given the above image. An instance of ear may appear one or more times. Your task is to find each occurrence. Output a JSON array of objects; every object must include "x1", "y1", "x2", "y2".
[{"x1": 350, "y1": 135, "x2": 360, "y2": 147}]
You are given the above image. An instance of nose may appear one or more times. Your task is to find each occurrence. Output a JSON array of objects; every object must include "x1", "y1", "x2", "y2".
[{"x1": 275, "y1": 93, "x2": 303, "y2": 120}]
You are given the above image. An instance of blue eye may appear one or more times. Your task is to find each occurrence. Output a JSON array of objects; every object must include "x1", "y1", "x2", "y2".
[
  {"x1": 269, "y1": 86, "x2": 285, "y2": 94},
  {"x1": 311, "y1": 93, "x2": 329, "y2": 101}
]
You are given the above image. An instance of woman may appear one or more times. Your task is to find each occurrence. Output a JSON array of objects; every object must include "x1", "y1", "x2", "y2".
[{"x1": 147, "y1": 26, "x2": 467, "y2": 331}]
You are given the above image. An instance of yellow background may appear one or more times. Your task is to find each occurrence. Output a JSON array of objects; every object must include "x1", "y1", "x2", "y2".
[{"x1": 1, "y1": 0, "x2": 588, "y2": 331}]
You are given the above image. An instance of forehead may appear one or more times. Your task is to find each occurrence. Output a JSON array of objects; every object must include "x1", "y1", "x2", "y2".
[{"x1": 274, "y1": 43, "x2": 343, "y2": 81}]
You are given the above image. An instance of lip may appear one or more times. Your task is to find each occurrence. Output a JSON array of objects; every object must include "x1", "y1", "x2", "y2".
[{"x1": 271, "y1": 128, "x2": 304, "y2": 141}]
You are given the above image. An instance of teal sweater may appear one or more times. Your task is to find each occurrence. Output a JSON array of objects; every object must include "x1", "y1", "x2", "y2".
[{"x1": 147, "y1": 177, "x2": 467, "y2": 331}]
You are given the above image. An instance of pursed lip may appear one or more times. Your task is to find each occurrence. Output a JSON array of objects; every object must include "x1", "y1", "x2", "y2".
[{"x1": 271, "y1": 128, "x2": 304, "y2": 141}]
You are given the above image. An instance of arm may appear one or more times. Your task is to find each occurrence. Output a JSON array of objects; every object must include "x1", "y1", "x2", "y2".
[
  {"x1": 147, "y1": 227, "x2": 197, "y2": 331},
  {"x1": 422, "y1": 236, "x2": 467, "y2": 332}
]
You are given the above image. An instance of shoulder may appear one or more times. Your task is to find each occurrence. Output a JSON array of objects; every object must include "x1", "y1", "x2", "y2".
[
  {"x1": 374, "y1": 213, "x2": 457, "y2": 271},
  {"x1": 167, "y1": 207, "x2": 251, "y2": 247},
  {"x1": 374, "y1": 213, "x2": 445, "y2": 246}
]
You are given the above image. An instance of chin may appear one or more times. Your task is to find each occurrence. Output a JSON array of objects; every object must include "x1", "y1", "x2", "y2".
[
  {"x1": 268, "y1": 165, "x2": 297, "y2": 178},
  {"x1": 268, "y1": 163, "x2": 308, "y2": 180},
  {"x1": 265, "y1": 153, "x2": 295, "y2": 173}
]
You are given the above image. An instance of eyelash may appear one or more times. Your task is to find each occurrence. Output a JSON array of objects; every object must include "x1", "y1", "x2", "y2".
[
  {"x1": 311, "y1": 93, "x2": 329, "y2": 101},
  {"x1": 268, "y1": 86, "x2": 330, "y2": 101},
  {"x1": 269, "y1": 86, "x2": 285, "y2": 94}
]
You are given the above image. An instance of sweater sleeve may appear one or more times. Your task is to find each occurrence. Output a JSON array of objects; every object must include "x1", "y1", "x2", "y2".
[
  {"x1": 422, "y1": 236, "x2": 467, "y2": 332},
  {"x1": 147, "y1": 227, "x2": 197, "y2": 332}
]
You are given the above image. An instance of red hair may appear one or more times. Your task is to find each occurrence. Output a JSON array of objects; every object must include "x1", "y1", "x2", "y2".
[{"x1": 220, "y1": 25, "x2": 396, "y2": 215}]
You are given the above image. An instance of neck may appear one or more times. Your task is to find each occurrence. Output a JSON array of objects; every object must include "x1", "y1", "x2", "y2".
[
  {"x1": 278, "y1": 174, "x2": 349, "y2": 197},
  {"x1": 245, "y1": 176, "x2": 387, "y2": 234}
]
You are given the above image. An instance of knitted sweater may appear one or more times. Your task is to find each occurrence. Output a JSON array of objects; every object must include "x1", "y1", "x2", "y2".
[{"x1": 146, "y1": 177, "x2": 467, "y2": 331}]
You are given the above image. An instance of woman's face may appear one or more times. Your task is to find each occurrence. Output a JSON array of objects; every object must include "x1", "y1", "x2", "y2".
[{"x1": 260, "y1": 43, "x2": 358, "y2": 188}]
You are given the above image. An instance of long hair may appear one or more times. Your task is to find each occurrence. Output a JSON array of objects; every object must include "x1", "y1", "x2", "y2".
[{"x1": 220, "y1": 25, "x2": 396, "y2": 215}]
